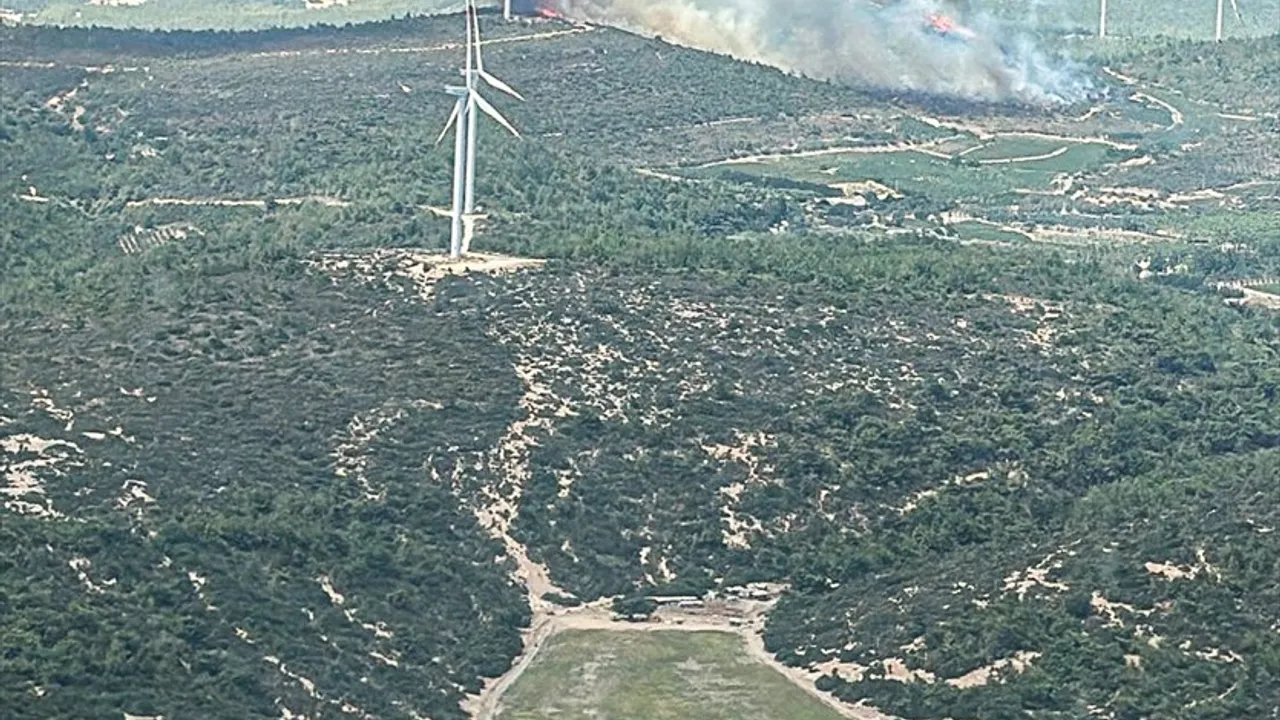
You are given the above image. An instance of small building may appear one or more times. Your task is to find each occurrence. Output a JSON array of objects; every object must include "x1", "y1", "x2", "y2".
[{"x1": 648, "y1": 595, "x2": 701, "y2": 606}]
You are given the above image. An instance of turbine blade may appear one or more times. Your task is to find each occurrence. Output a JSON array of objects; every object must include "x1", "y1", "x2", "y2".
[
  {"x1": 1229, "y1": 0, "x2": 1243, "y2": 22},
  {"x1": 436, "y1": 101, "x2": 461, "y2": 145},
  {"x1": 473, "y1": 92, "x2": 520, "y2": 138},
  {"x1": 472, "y1": 2, "x2": 485, "y2": 74},
  {"x1": 479, "y1": 70, "x2": 525, "y2": 101},
  {"x1": 464, "y1": 1, "x2": 473, "y2": 77}
]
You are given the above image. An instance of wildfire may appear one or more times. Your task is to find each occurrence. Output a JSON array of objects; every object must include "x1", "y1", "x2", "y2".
[
  {"x1": 533, "y1": 1, "x2": 565, "y2": 20},
  {"x1": 927, "y1": 12, "x2": 955, "y2": 33},
  {"x1": 925, "y1": 11, "x2": 978, "y2": 40}
]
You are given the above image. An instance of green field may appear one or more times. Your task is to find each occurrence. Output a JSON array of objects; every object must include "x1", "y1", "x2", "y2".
[
  {"x1": 951, "y1": 219, "x2": 1031, "y2": 243},
  {"x1": 497, "y1": 631, "x2": 844, "y2": 720},
  {"x1": 686, "y1": 136, "x2": 1123, "y2": 201}
]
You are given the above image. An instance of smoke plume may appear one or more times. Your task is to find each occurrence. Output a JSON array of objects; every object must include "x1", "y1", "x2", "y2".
[{"x1": 536, "y1": 0, "x2": 1092, "y2": 104}]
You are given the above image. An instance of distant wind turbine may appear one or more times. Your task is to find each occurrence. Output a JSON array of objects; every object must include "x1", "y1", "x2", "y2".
[
  {"x1": 436, "y1": 0, "x2": 524, "y2": 258},
  {"x1": 1100, "y1": 0, "x2": 1244, "y2": 41}
]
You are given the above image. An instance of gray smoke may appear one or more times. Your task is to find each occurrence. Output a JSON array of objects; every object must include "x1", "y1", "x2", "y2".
[{"x1": 544, "y1": 0, "x2": 1092, "y2": 104}]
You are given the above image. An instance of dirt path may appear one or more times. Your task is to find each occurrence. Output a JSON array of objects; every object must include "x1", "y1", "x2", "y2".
[
  {"x1": 1215, "y1": 279, "x2": 1280, "y2": 310},
  {"x1": 1235, "y1": 288, "x2": 1280, "y2": 310},
  {"x1": 3, "y1": 60, "x2": 150, "y2": 77},
  {"x1": 1026, "y1": 224, "x2": 1179, "y2": 245},
  {"x1": 16, "y1": 194, "x2": 342, "y2": 209},
  {"x1": 1101, "y1": 67, "x2": 1140, "y2": 86},
  {"x1": 123, "y1": 195, "x2": 350, "y2": 208},
  {"x1": 248, "y1": 25, "x2": 593, "y2": 61},
  {"x1": 941, "y1": 209, "x2": 1180, "y2": 247},
  {"x1": 635, "y1": 167, "x2": 693, "y2": 182},
  {"x1": 1131, "y1": 91, "x2": 1184, "y2": 130},
  {"x1": 463, "y1": 604, "x2": 593, "y2": 720},
  {"x1": 460, "y1": 544, "x2": 590, "y2": 719},
  {"x1": 977, "y1": 146, "x2": 1069, "y2": 165},
  {"x1": 996, "y1": 130, "x2": 1138, "y2": 151},
  {"x1": 453, "y1": 339, "x2": 872, "y2": 720},
  {"x1": 461, "y1": 352, "x2": 583, "y2": 720},
  {"x1": 695, "y1": 125, "x2": 1135, "y2": 171},
  {"x1": 911, "y1": 118, "x2": 1137, "y2": 151},
  {"x1": 0, "y1": 59, "x2": 56, "y2": 68},
  {"x1": 696, "y1": 140, "x2": 946, "y2": 168},
  {"x1": 914, "y1": 113, "x2": 997, "y2": 139},
  {"x1": 6, "y1": 25, "x2": 589, "y2": 66}
]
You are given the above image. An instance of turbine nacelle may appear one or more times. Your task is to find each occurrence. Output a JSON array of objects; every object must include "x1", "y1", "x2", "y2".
[
  {"x1": 435, "y1": 85, "x2": 521, "y2": 145},
  {"x1": 462, "y1": 68, "x2": 526, "y2": 102}
]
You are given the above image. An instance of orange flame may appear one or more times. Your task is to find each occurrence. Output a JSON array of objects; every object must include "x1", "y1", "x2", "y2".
[
  {"x1": 536, "y1": 4, "x2": 564, "y2": 19},
  {"x1": 927, "y1": 13, "x2": 955, "y2": 33}
]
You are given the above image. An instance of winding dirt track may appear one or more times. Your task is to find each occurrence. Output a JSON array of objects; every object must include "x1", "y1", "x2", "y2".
[
  {"x1": 247, "y1": 25, "x2": 593, "y2": 60},
  {"x1": 124, "y1": 195, "x2": 350, "y2": 208},
  {"x1": 696, "y1": 141, "x2": 934, "y2": 168}
]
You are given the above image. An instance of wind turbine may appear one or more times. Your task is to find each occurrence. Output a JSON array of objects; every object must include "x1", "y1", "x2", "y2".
[
  {"x1": 1101, "y1": 0, "x2": 1244, "y2": 41},
  {"x1": 436, "y1": 1, "x2": 524, "y2": 258},
  {"x1": 1216, "y1": 0, "x2": 1244, "y2": 40}
]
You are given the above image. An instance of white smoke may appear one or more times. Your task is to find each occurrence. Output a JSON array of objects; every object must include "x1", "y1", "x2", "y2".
[{"x1": 544, "y1": 0, "x2": 1093, "y2": 104}]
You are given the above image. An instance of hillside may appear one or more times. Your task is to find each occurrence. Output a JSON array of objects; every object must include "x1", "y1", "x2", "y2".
[{"x1": 3, "y1": 8, "x2": 1280, "y2": 720}]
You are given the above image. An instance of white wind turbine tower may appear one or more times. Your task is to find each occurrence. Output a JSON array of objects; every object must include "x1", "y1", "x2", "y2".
[
  {"x1": 1216, "y1": 0, "x2": 1244, "y2": 40},
  {"x1": 437, "y1": 0, "x2": 524, "y2": 258}
]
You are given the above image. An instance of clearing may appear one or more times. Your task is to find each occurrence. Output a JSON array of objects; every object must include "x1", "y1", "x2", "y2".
[
  {"x1": 496, "y1": 629, "x2": 847, "y2": 720},
  {"x1": 683, "y1": 133, "x2": 1122, "y2": 200}
]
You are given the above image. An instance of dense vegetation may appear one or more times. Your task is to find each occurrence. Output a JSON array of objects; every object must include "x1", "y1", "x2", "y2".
[
  {"x1": 4, "y1": 10, "x2": 1280, "y2": 720},
  {"x1": 1, "y1": 263, "x2": 533, "y2": 720}
]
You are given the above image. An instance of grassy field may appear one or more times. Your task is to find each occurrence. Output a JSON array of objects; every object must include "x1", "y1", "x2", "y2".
[
  {"x1": 685, "y1": 136, "x2": 1123, "y2": 201},
  {"x1": 951, "y1": 219, "x2": 1031, "y2": 243},
  {"x1": 496, "y1": 631, "x2": 845, "y2": 720}
]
